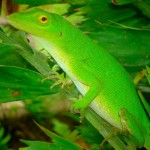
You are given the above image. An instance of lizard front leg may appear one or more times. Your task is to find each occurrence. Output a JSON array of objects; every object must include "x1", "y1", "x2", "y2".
[{"x1": 70, "y1": 66, "x2": 101, "y2": 112}]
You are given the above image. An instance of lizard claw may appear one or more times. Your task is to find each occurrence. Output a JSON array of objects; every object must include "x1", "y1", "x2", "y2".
[
  {"x1": 42, "y1": 71, "x2": 72, "y2": 89},
  {"x1": 70, "y1": 98, "x2": 79, "y2": 103},
  {"x1": 70, "y1": 99, "x2": 86, "y2": 113},
  {"x1": 70, "y1": 101, "x2": 86, "y2": 122}
]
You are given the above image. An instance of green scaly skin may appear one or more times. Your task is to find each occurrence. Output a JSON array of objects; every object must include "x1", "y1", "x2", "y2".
[{"x1": 7, "y1": 8, "x2": 150, "y2": 149}]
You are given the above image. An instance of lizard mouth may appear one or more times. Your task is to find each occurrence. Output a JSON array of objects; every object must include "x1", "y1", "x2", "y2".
[{"x1": 7, "y1": 14, "x2": 24, "y2": 31}]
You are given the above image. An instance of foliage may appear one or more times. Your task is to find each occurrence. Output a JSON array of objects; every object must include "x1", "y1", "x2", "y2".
[
  {"x1": 0, "y1": 66, "x2": 58, "y2": 102},
  {"x1": 146, "y1": 66, "x2": 150, "y2": 84},
  {"x1": 20, "y1": 122, "x2": 82, "y2": 150},
  {"x1": 0, "y1": 124, "x2": 11, "y2": 150},
  {"x1": 0, "y1": 0, "x2": 149, "y2": 149}
]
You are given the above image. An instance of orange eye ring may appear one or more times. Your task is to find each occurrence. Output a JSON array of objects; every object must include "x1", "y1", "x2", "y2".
[{"x1": 39, "y1": 15, "x2": 48, "y2": 23}]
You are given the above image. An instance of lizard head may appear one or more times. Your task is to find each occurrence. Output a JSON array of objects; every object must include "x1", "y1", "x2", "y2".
[{"x1": 7, "y1": 7, "x2": 64, "y2": 40}]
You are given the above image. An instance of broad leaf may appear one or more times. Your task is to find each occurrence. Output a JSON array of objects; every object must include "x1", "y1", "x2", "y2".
[
  {"x1": 112, "y1": 0, "x2": 137, "y2": 5},
  {"x1": 0, "y1": 66, "x2": 59, "y2": 102},
  {"x1": 13, "y1": 0, "x2": 61, "y2": 6},
  {"x1": 20, "y1": 122, "x2": 82, "y2": 150},
  {"x1": 0, "y1": 43, "x2": 29, "y2": 67},
  {"x1": 89, "y1": 25, "x2": 150, "y2": 71},
  {"x1": 35, "y1": 122, "x2": 82, "y2": 150},
  {"x1": 0, "y1": 30, "x2": 53, "y2": 76},
  {"x1": 19, "y1": 140, "x2": 56, "y2": 150}
]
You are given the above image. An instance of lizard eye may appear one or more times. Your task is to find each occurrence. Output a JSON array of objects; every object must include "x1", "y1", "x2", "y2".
[{"x1": 39, "y1": 15, "x2": 48, "y2": 23}]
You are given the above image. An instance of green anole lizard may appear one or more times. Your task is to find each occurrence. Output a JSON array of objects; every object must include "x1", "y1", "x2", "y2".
[{"x1": 7, "y1": 8, "x2": 150, "y2": 149}]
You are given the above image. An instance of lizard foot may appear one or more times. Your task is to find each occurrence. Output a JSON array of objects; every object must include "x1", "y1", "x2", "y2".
[
  {"x1": 70, "y1": 98, "x2": 86, "y2": 112},
  {"x1": 70, "y1": 98, "x2": 87, "y2": 121},
  {"x1": 42, "y1": 71, "x2": 72, "y2": 89}
]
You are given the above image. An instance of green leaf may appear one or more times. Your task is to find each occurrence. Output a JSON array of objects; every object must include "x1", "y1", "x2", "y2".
[
  {"x1": 0, "y1": 66, "x2": 59, "y2": 102},
  {"x1": 38, "y1": 3, "x2": 70, "y2": 15},
  {"x1": 112, "y1": 0, "x2": 150, "y2": 18},
  {"x1": 0, "y1": 128, "x2": 5, "y2": 140},
  {"x1": 80, "y1": 1, "x2": 137, "y2": 27},
  {"x1": 138, "y1": 91, "x2": 150, "y2": 118},
  {"x1": 13, "y1": 0, "x2": 61, "y2": 6},
  {"x1": 0, "y1": 30, "x2": 53, "y2": 76},
  {"x1": 134, "y1": 0, "x2": 150, "y2": 18},
  {"x1": 20, "y1": 122, "x2": 82, "y2": 150},
  {"x1": 34, "y1": 122, "x2": 82, "y2": 150},
  {"x1": 78, "y1": 121, "x2": 103, "y2": 145},
  {"x1": 112, "y1": 0, "x2": 137, "y2": 5},
  {"x1": 77, "y1": 120, "x2": 103, "y2": 150},
  {"x1": 52, "y1": 119, "x2": 79, "y2": 142},
  {"x1": 19, "y1": 140, "x2": 56, "y2": 150},
  {"x1": 146, "y1": 66, "x2": 150, "y2": 84},
  {"x1": 89, "y1": 25, "x2": 150, "y2": 71},
  {"x1": 0, "y1": 43, "x2": 32, "y2": 68},
  {"x1": 79, "y1": 1, "x2": 150, "y2": 71},
  {"x1": 0, "y1": 125, "x2": 11, "y2": 150}
]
